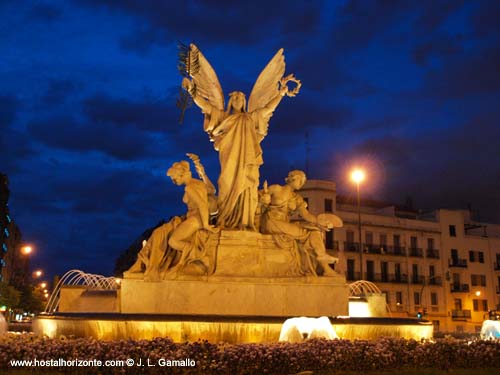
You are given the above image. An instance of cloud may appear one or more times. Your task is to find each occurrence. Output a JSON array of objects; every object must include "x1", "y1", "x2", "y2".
[
  {"x1": 424, "y1": 46, "x2": 500, "y2": 98},
  {"x1": 27, "y1": 116, "x2": 153, "y2": 160},
  {"x1": 0, "y1": 95, "x2": 19, "y2": 128},
  {"x1": 83, "y1": 93, "x2": 178, "y2": 133},
  {"x1": 29, "y1": 2, "x2": 63, "y2": 22},
  {"x1": 42, "y1": 79, "x2": 81, "y2": 105},
  {"x1": 76, "y1": 0, "x2": 324, "y2": 52},
  {"x1": 412, "y1": 35, "x2": 463, "y2": 66}
]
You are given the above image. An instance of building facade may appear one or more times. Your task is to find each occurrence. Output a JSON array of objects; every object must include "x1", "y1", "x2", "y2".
[
  {"x1": 0, "y1": 173, "x2": 24, "y2": 286},
  {"x1": 301, "y1": 179, "x2": 500, "y2": 333}
]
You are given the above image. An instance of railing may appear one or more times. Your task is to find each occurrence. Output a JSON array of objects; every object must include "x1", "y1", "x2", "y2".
[
  {"x1": 363, "y1": 244, "x2": 383, "y2": 254},
  {"x1": 426, "y1": 249, "x2": 440, "y2": 259},
  {"x1": 428, "y1": 276, "x2": 442, "y2": 285},
  {"x1": 411, "y1": 275, "x2": 425, "y2": 284},
  {"x1": 409, "y1": 248, "x2": 423, "y2": 257},
  {"x1": 449, "y1": 258, "x2": 467, "y2": 268},
  {"x1": 385, "y1": 246, "x2": 406, "y2": 257},
  {"x1": 451, "y1": 309, "x2": 471, "y2": 320},
  {"x1": 390, "y1": 273, "x2": 408, "y2": 283},
  {"x1": 450, "y1": 283, "x2": 470, "y2": 293},
  {"x1": 344, "y1": 242, "x2": 359, "y2": 252}
]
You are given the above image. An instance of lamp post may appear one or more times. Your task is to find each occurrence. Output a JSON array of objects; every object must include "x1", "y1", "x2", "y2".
[{"x1": 351, "y1": 169, "x2": 365, "y2": 280}]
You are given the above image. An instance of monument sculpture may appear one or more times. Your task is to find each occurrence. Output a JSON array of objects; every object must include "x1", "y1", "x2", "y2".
[
  {"x1": 181, "y1": 44, "x2": 300, "y2": 230},
  {"x1": 34, "y1": 44, "x2": 434, "y2": 343},
  {"x1": 260, "y1": 170, "x2": 342, "y2": 276},
  {"x1": 123, "y1": 44, "x2": 348, "y2": 317},
  {"x1": 126, "y1": 44, "x2": 341, "y2": 279}
]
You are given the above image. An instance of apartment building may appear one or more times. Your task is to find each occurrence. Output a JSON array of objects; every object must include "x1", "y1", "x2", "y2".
[{"x1": 301, "y1": 179, "x2": 500, "y2": 333}]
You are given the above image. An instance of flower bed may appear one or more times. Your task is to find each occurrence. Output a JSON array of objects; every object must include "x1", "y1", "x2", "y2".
[{"x1": 0, "y1": 334, "x2": 499, "y2": 374}]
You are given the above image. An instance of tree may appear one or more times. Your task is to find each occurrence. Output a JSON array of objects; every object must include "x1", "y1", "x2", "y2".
[{"x1": 0, "y1": 281, "x2": 20, "y2": 310}]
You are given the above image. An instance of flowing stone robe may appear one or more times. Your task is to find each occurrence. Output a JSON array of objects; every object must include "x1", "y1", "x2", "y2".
[{"x1": 204, "y1": 107, "x2": 270, "y2": 229}]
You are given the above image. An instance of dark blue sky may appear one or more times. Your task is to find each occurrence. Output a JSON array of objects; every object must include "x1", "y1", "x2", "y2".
[{"x1": 1, "y1": 0, "x2": 499, "y2": 278}]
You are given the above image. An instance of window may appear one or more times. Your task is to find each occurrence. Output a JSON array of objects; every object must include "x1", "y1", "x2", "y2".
[
  {"x1": 381, "y1": 262, "x2": 388, "y2": 282},
  {"x1": 346, "y1": 230, "x2": 354, "y2": 243},
  {"x1": 324, "y1": 199, "x2": 333, "y2": 212},
  {"x1": 414, "y1": 292, "x2": 420, "y2": 306},
  {"x1": 449, "y1": 225, "x2": 456, "y2": 237},
  {"x1": 429, "y1": 265, "x2": 435, "y2": 279},
  {"x1": 427, "y1": 238, "x2": 434, "y2": 249},
  {"x1": 471, "y1": 274, "x2": 487, "y2": 286},
  {"x1": 431, "y1": 292, "x2": 438, "y2": 306},
  {"x1": 5, "y1": 214, "x2": 11, "y2": 223},
  {"x1": 325, "y1": 230, "x2": 334, "y2": 249},
  {"x1": 3, "y1": 228, "x2": 8, "y2": 237},
  {"x1": 473, "y1": 299, "x2": 488, "y2": 312},
  {"x1": 480, "y1": 275, "x2": 486, "y2": 286},
  {"x1": 396, "y1": 291, "x2": 403, "y2": 305},
  {"x1": 365, "y1": 232, "x2": 373, "y2": 245},
  {"x1": 1, "y1": 243, "x2": 6, "y2": 253},
  {"x1": 471, "y1": 274, "x2": 478, "y2": 286},
  {"x1": 380, "y1": 234, "x2": 387, "y2": 245},
  {"x1": 410, "y1": 236, "x2": 418, "y2": 249},
  {"x1": 366, "y1": 260, "x2": 374, "y2": 281},
  {"x1": 347, "y1": 259, "x2": 355, "y2": 280},
  {"x1": 478, "y1": 251, "x2": 484, "y2": 263},
  {"x1": 469, "y1": 250, "x2": 475, "y2": 262}
]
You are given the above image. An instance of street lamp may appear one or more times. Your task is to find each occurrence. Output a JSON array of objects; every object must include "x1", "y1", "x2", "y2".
[
  {"x1": 21, "y1": 246, "x2": 32, "y2": 255},
  {"x1": 33, "y1": 269, "x2": 43, "y2": 278},
  {"x1": 351, "y1": 169, "x2": 365, "y2": 280}
]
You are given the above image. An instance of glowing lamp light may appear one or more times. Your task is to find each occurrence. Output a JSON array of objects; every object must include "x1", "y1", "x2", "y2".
[
  {"x1": 0, "y1": 305, "x2": 6, "y2": 312},
  {"x1": 33, "y1": 270, "x2": 43, "y2": 278},
  {"x1": 21, "y1": 246, "x2": 33, "y2": 255},
  {"x1": 351, "y1": 169, "x2": 365, "y2": 184},
  {"x1": 475, "y1": 291, "x2": 481, "y2": 297},
  {"x1": 40, "y1": 282, "x2": 47, "y2": 289}
]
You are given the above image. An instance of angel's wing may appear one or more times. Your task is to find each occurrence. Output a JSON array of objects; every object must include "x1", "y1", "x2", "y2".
[
  {"x1": 248, "y1": 48, "x2": 285, "y2": 112},
  {"x1": 187, "y1": 44, "x2": 225, "y2": 111}
]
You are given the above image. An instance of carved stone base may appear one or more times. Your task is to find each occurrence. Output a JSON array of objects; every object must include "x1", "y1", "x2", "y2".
[
  {"x1": 213, "y1": 230, "x2": 298, "y2": 277},
  {"x1": 120, "y1": 275, "x2": 348, "y2": 317}
]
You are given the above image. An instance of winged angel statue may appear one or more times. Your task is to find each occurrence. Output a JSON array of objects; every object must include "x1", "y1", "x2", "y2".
[{"x1": 180, "y1": 44, "x2": 300, "y2": 230}]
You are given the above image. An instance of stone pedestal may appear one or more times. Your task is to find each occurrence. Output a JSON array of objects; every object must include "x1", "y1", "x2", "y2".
[
  {"x1": 121, "y1": 230, "x2": 348, "y2": 317},
  {"x1": 120, "y1": 275, "x2": 348, "y2": 317}
]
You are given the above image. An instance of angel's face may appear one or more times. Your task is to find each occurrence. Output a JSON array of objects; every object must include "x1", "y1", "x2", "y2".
[{"x1": 230, "y1": 93, "x2": 246, "y2": 112}]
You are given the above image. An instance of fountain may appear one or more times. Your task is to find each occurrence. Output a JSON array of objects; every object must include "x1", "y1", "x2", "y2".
[{"x1": 34, "y1": 44, "x2": 432, "y2": 343}]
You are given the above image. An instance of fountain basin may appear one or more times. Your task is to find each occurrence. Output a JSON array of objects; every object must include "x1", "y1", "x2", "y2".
[{"x1": 33, "y1": 313, "x2": 432, "y2": 343}]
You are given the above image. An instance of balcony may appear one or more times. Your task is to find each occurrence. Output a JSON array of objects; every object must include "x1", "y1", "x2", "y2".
[
  {"x1": 449, "y1": 258, "x2": 467, "y2": 268},
  {"x1": 428, "y1": 276, "x2": 442, "y2": 286},
  {"x1": 363, "y1": 244, "x2": 383, "y2": 254},
  {"x1": 409, "y1": 248, "x2": 423, "y2": 257},
  {"x1": 344, "y1": 242, "x2": 359, "y2": 252},
  {"x1": 426, "y1": 249, "x2": 440, "y2": 259},
  {"x1": 390, "y1": 273, "x2": 408, "y2": 284},
  {"x1": 385, "y1": 246, "x2": 406, "y2": 257},
  {"x1": 450, "y1": 283, "x2": 470, "y2": 293},
  {"x1": 411, "y1": 275, "x2": 425, "y2": 284},
  {"x1": 451, "y1": 309, "x2": 471, "y2": 320}
]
